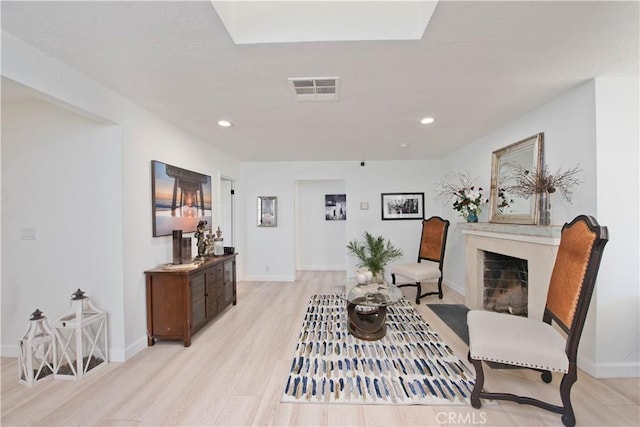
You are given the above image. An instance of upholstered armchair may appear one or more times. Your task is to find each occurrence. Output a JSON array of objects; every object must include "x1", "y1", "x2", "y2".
[
  {"x1": 467, "y1": 215, "x2": 609, "y2": 427},
  {"x1": 390, "y1": 216, "x2": 450, "y2": 304}
]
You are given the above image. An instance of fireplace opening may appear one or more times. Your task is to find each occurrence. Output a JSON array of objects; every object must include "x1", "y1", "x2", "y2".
[{"x1": 483, "y1": 251, "x2": 528, "y2": 317}]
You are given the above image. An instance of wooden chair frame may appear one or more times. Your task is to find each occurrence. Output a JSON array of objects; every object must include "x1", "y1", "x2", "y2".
[
  {"x1": 391, "y1": 216, "x2": 450, "y2": 304},
  {"x1": 468, "y1": 215, "x2": 609, "y2": 427}
]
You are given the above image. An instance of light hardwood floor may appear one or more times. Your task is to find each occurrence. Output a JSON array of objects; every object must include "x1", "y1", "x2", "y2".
[{"x1": 2, "y1": 271, "x2": 638, "y2": 426}]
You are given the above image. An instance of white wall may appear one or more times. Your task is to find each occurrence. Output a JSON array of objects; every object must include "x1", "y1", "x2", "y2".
[
  {"x1": 2, "y1": 99, "x2": 125, "y2": 358},
  {"x1": 296, "y1": 180, "x2": 347, "y2": 271},
  {"x1": 237, "y1": 160, "x2": 442, "y2": 282},
  {"x1": 594, "y1": 77, "x2": 640, "y2": 377},
  {"x1": 1, "y1": 31, "x2": 240, "y2": 360}
]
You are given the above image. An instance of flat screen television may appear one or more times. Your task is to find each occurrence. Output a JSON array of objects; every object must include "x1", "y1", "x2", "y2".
[{"x1": 151, "y1": 160, "x2": 212, "y2": 237}]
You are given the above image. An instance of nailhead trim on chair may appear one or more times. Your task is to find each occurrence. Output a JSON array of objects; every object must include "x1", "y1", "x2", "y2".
[{"x1": 469, "y1": 354, "x2": 568, "y2": 373}]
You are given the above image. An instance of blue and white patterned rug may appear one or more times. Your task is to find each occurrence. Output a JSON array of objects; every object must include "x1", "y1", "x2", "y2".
[{"x1": 282, "y1": 294, "x2": 475, "y2": 405}]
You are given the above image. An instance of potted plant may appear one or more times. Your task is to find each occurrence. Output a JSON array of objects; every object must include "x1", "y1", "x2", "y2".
[{"x1": 346, "y1": 232, "x2": 403, "y2": 283}]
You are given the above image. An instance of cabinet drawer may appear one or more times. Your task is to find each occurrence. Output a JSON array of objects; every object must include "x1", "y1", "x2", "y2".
[{"x1": 206, "y1": 264, "x2": 223, "y2": 283}]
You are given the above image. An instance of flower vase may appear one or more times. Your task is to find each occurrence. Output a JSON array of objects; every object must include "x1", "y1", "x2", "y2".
[
  {"x1": 466, "y1": 211, "x2": 478, "y2": 223},
  {"x1": 539, "y1": 191, "x2": 551, "y2": 225}
]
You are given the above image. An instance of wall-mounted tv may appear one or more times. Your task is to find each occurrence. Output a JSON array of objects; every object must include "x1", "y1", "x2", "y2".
[{"x1": 151, "y1": 160, "x2": 212, "y2": 237}]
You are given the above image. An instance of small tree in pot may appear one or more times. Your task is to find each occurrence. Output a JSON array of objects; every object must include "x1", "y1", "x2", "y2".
[{"x1": 347, "y1": 232, "x2": 403, "y2": 283}]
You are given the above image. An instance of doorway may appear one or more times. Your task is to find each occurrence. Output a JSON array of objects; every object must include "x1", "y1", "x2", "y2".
[
  {"x1": 294, "y1": 180, "x2": 347, "y2": 271},
  {"x1": 220, "y1": 177, "x2": 234, "y2": 246}
]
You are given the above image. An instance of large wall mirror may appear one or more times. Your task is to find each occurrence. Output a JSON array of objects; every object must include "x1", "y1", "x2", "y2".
[{"x1": 489, "y1": 133, "x2": 544, "y2": 224}]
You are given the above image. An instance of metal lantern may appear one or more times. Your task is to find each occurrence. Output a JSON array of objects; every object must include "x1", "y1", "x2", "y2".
[
  {"x1": 18, "y1": 309, "x2": 56, "y2": 386},
  {"x1": 53, "y1": 289, "x2": 108, "y2": 381}
]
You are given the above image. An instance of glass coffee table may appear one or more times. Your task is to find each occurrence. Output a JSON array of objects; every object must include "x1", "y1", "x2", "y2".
[{"x1": 336, "y1": 278, "x2": 404, "y2": 341}]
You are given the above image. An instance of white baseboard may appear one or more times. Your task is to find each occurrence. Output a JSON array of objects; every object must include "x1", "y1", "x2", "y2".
[
  {"x1": 242, "y1": 274, "x2": 296, "y2": 282},
  {"x1": 443, "y1": 280, "x2": 465, "y2": 298},
  {"x1": 297, "y1": 265, "x2": 346, "y2": 271},
  {"x1": 1, "y1": 344, "x2": 19, "y2": 358},
  {"x1": 578, "y1": 354, "x2": 640, "y2": 378},
  {"x1": 121, "y1": 336, "x2": 148, "y2": 361}
]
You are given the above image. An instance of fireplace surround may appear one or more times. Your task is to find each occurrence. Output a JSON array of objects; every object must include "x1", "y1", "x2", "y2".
[{"x1": 460, "y1": 223, "x2": 561, "y2": 321}]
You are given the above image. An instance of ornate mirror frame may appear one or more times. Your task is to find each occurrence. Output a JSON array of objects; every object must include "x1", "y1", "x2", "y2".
[{"x1": 489, "y1": 133, "x2": 544, "y2": 224}]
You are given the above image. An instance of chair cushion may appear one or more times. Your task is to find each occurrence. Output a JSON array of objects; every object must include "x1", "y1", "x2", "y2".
[
  {"x1": 390, "y1": 261, "x2": 441, "y2": 282},
  {"x1": 467, "y1": 310, "x2": 569, "y2": 373}
]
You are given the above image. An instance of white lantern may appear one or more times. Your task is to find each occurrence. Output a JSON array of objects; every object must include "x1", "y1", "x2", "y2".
[
  {"x1": 18, "y1": 309, "x2": 56, "y2": 387},
  {"x1": 53, "y1": 289, "x2": 108, "y2": 381}
]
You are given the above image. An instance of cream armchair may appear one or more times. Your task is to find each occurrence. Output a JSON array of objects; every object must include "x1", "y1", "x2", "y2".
[{"x1": 467, "y1": 215, "x2": 609, "y2": 427}]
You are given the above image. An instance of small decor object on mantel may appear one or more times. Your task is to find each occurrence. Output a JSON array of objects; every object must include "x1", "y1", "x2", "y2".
[
  {"x1": 504, "y1": 163, "x2": 582, "y2": 225},
  {"x1": 435, "y1": 171, "x2": 488, "y2": 222},
  {"x1": 347, "y1": 232, "x2": 403, "y2": 283}
]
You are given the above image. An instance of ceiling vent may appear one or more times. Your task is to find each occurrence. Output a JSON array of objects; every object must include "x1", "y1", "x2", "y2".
[{"x1": 289, "y1": 77, "x2": 340, "y2": 101}]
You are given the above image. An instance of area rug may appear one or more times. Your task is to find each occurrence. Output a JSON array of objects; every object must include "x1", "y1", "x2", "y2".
[{"x1": 282, "y1": 295, "x2": 475, "y2": 405}]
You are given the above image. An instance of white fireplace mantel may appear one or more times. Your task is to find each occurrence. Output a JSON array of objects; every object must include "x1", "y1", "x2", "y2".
[
  {"x1": 458, "y1": 222, "x2": 562, "y2": 241},
  {"x1": 460, "y1": 222, "x2": 562, "y2": 320}
]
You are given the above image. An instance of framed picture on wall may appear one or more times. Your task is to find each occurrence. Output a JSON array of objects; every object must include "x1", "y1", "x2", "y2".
[
  {"x1": 151, "y1": 160, "x2": 212, "y2": 237},
  {"x1": 325, "y1": 194, "x2": 346, "y2": 220},
  {"x1": 381, "y1": 192, "x2": 425, "y2": 220},
  {"x1": 257, "y1": 196, "x2": 277, "y2": 227}
]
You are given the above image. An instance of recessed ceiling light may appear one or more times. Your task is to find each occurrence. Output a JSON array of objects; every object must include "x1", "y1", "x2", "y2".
[
  {"x1": 218, "y1": 120, "x2": 232, "y2": 127},
  {"x1": 400, "y1": 143, "x2": 409, "y2": 148},
  {"x1": 420, "y1": 117, "x2": 435, "y2": 125}
]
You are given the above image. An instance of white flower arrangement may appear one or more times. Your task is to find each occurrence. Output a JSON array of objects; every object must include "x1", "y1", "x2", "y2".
[{"x1": 435, "y1": 171, "x2": 488, "y2": 221}]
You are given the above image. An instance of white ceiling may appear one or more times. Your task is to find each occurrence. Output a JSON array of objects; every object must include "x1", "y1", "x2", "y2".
[{"x1": 1, "y1": 1, "x2": 638, "y2": 162}]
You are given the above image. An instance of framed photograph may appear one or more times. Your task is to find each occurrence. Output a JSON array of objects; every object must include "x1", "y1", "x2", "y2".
[
  {"x1": 381, "y1": 192, "x2": 425, "y2": 220},
  {"x1": 257, "y1": 196, "x2": 277, "y2": 227},
  {"x1": 325, "y1": 194, "x2": 347, "y2": 220},
  {"x1": 151, "y1": 160, "x2": 212, "y2": 237}
]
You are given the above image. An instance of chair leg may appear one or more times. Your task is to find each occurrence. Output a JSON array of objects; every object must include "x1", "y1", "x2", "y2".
[
  {"x1": 391, "y1": 273, "x2": 396, "y2": 285},
  {"x1": 415, "y1": 282, "x2": 422, "y2": 305},
  {"x1": 559, "y1": 367, "x2": 578, "y2": 427},
  {"x1": 540, "y1": 370, "x2": 552, "y2": 383},
  {"x1": 468, "y1": 352, "x2": 484, "y2": 409},
  {"x1": 437, "y1": 277, "x2": 443, "y2": 299}
]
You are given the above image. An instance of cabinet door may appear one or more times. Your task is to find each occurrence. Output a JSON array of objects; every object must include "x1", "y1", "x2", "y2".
[
  {"x1": 190, "y1": 272, "x2": 206, "y2": 332},
  {"x1": 148, "y1": 274, "x2": 186, "y2": 339},
  {"x1": 205, "y1": 264, "x2": 222, "y2": 319},
  {"x1": 223, "y1": 259, "x2": 236, "y2": 306}
]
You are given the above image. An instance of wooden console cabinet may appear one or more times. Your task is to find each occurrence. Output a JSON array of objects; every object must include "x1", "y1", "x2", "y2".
[{"x1": 144, "y1": 254, "x2": 236, "y2": 347}]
